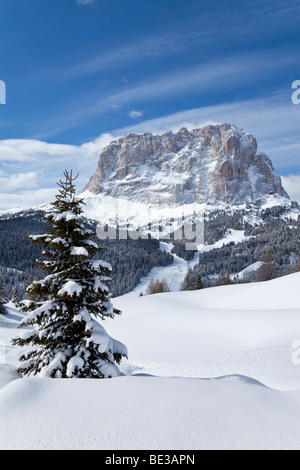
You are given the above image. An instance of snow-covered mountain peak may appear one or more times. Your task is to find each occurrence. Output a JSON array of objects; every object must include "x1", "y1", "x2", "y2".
[{"x1": 82, "y1": 123, "x2": 289, "y2": 206}]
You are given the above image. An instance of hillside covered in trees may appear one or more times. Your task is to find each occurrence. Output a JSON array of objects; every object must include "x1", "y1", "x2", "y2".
[
  {"x1": 1, "y1": 201, "x2": 299, "y2": 299},
  {"x1": 0, "y1": 210, "x2": 173, "y2": 298}
]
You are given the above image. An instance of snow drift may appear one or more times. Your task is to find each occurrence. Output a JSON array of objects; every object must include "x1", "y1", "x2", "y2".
[
  {"x1": 0, "y1": 273, "x2": 300, "y2": 450},
  {"x1": 1, "y1": 374, "x2": 300, "y2": 450}
]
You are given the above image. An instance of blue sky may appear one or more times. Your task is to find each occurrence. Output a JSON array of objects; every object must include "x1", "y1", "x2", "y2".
[{"x1": 0, "y1": 0, "x2": 300, "y2": 210}]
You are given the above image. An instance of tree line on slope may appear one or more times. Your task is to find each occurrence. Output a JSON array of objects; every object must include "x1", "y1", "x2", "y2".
[
  {"x1": 1, "y1": 201, "x2": 300, "y2": 300},
  {"x1": 184, "y1": 232, "x2": 300, "y2": 290},
  {"x1": 0, "y1": 212, "x2": 173, "y2": 299}
]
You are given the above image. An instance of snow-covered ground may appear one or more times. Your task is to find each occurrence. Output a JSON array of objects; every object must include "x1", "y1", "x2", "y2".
[
  {"x1": 130, "y1": 242, "x2": 199, "y2": 295},
  {"x1": 132, "y1": 230, "x2": 250, "y2": 296},
  {"x1": 0, "y1": 273, "x2": 300, "y2": 450}
]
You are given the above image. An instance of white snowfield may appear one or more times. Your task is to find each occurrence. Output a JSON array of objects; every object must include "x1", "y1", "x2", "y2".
[{"x1": 0, "y1": 273, "x2": 300, "y2": 450}]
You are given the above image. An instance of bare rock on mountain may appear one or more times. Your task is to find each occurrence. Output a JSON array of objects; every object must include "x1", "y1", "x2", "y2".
[{"x1": 83, "y1": 123, "x2": 289, "y2": 206}]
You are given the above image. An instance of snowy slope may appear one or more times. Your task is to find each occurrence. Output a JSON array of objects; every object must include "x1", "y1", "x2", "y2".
[
  {"x1": 80, "y1": 190, "x2": 296, "y2": 232},
  {"x1": 0, "y1": 273, "x2": 300, "y2": 450},
  {"x1": 130, "y1": 242, "x2": 200, "y2": 295},
  {"x1": 1, "y1": 375, "x2": 300, "y2": 450},
  {"x1": 109, "y1": 273, "x2": 300, "y2": 391},
  {"x1": 131, "y1": 230, "x2": 251, "y2": 295}
]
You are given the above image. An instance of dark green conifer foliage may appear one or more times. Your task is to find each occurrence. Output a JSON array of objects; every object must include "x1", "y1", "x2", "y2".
[
  {"x1": 0, "y1": 275, "x2": 7, "y2": 314},
  {"x1": 12, "y1": 170, "x2": 127, "y2": 378},
  {"x1": 194, "y1": 274, "x2": 203, "y2": 290},
  {"x1": 10, "y1": 285, "x2": 22, "y2": 305}
]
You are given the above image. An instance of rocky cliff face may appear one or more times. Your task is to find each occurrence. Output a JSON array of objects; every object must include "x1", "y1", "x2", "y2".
[{"x1": 83, "y1": 123, "x2": 289, "y2": 205}]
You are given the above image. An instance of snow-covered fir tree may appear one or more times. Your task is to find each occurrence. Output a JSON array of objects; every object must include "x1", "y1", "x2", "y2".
[
  {"x1": 10, "y1": 285, "x2": 22, "y2": 305},
  {"x1": 12, "y1": 170, "x2": 127, "y2": 378},
  {"x1": 0, "y1": 274, "x2": 7, "y2": 314}
]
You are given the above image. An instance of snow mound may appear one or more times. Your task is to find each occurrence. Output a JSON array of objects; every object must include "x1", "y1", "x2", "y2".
[
  {"x1": 1, "y1": 273, "x2": 300, "y2": 449},
  {"x1": 0, "y1": 374, "x2": 300, "y2": 450},
  {"x1": 0, "y1": 364, "x2": 21, "y2": 390},
  {"x1": 108, "y1": 272, "x2": 300, "y2": 390}
]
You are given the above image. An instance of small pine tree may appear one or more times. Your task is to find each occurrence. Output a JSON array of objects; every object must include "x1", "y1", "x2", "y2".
[
  {"x1": 0, "y1": 275, "x2": 7, "y2": 315},
  {"x1": 194, "y1": 274, "x2": 203, "y2": 290},
  {"x1": 12, "y1": 170, "x2": 127, "y2": 378},
  {"x1": 10, "y1": 285, "x2": 22, "y2": 305}
]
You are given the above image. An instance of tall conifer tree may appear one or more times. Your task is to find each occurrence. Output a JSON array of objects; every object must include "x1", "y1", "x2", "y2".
[{"x1": 12, "y1": 170, "x2": 127, "y2": 378}]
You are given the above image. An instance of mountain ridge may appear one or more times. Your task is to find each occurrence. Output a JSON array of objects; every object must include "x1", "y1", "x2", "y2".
[{"x1": 83, "y1": 123, "x2": 289, "y2": 206}]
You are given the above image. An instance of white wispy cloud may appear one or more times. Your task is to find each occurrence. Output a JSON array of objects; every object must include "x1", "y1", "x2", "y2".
[
  {"x1": 0, "y1": 133, "x2": 114, "y2": 210},
  {"x1": 0, "y1": 143, "x2": 35, "y2": 162},
  {"x1": 0, "y1": 139, "x2": 78, "y2": 162},
  {"x1": 99, "y1": 48, "x2": 296, "y2": 108},
  {"x1": 129, "y1": 110, "x2": 143, "y2": 119},
  {"x1": 46, "y1": 1, "x2": 300, "y2": 83},
  {"x1": 44, "y1": 24, "x2": 214, "y2": 81},
  {"x1": 1, "y1": 90, "x2": 299, "y2": 211},
  {"x1": 281, "y1": 174, "x2": 300, "y2": 204},
  {"x1": 0, "y1": 171, "x2": 38, "y2": 192},
  {"x1": 113, "y1": 94, "x2": 300, "y2": 173},
  {"x1": 0, "y1": 188, "x2": 58, "y2": 213},
  {"x1": 32, "y1": 47, "x2": 298, "y2": 140},
  {"x1": 76, "y1": 0, "x2": 94, "y2": 5}
]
